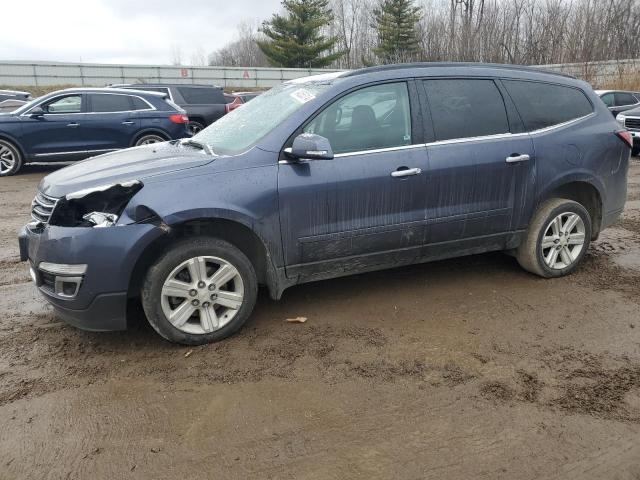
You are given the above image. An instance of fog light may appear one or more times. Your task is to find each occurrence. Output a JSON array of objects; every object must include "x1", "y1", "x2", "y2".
[{"x1": 39, "y1": 262, "x2": 87, "y2": 276}]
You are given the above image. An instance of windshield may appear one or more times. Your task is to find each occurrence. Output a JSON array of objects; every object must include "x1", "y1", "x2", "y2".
[{"x1": 193, "y1": 80, "x2": 336, "y2": 155}]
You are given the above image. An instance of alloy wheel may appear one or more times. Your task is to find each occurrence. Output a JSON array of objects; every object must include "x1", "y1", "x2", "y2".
[
  {"x1": 138, "y1": 135, "x2": 164, "y2": 145},
  {"x1": 0, "y1": 143, "x2": 16, "y2": 175},
  {"x1": 540, "y1": 212, "x2": 586, "y2": 270},
  {"x1": 160, "y1": 256, "x2": 245, "y2": 335}
]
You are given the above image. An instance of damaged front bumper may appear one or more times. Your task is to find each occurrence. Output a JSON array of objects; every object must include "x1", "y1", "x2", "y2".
[{"x1": 19, "y1": 220, "x2": 165, "y2": 331}]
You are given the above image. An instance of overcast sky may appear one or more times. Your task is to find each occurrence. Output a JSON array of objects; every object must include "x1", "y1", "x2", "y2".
[{"x1": 1, "y1": 0, "x2": 282, "y2": 65}]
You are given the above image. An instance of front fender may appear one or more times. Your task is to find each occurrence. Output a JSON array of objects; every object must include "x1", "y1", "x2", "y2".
[{"x1": 125, "y1": 163, "x2": 283, "y2": 266}]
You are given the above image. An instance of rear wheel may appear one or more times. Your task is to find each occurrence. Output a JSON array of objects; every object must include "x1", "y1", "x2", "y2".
[
  {"x1": 141, "y1": 237, "x2": 258, "y2": 345},
  {"x1": 516, "y1": 198, "x2": 591, "y2": 278},
  {"x1": 187, "y1": 121, "x2": 205, "y2": 136},
  {"x1": 632, "y1": 145, "x2": 640, "y2": 157},
  {"x1": 0, "y1": 139, "x2": 23, "y2": 176},
  {"x1": 135, "y1": 134, "x2": 166, "y2": 146}
]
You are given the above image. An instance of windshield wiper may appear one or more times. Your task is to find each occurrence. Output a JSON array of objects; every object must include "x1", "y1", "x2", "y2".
[{"x1": 180, "y1": 138, "x2": 213, "y2": 155}]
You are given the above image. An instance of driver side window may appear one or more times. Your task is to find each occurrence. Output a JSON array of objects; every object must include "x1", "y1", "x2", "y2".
[
  {"x1": 303, "y1": 82, "x2": 411, "y2": 155},
  {"x1": 44, "y1": 95, "x2": 82, "y2": 114}
]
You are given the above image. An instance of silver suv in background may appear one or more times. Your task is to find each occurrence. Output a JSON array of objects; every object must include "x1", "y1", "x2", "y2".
[
  {"x1": 617, "y1": 108, "x2": 640, "y2": 156},
  {"x1": 596, "y1": 89, "x2": 640, "y2": 117}
]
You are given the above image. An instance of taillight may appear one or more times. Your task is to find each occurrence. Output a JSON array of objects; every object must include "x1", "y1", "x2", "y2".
[
  {"x1": 616, "y1": 130, "x2": 633, "y2": 149},
  {"x1": 169, "y1": 113, "x2": 189, "y2": 124}
]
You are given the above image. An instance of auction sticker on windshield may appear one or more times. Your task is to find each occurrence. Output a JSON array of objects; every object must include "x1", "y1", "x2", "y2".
[{"x1": 290, "y1": 89, "x2": 316, "y2": 104}]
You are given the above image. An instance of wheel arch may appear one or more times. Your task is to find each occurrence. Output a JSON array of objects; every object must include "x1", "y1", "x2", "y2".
[
  {"x1": 130, "y1": 128, "x2": 171, "y2": 147},
  {"x1": 0, "y1": 133, "x2": 26, "y2": 159},
  {"x1": 127, "y1": 216, "x2": 280, "y2": 302},
  {"x1": 538, "y1": 176, "x2": 604, "y2": 239}
]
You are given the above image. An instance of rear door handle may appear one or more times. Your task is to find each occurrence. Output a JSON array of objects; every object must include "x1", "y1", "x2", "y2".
[
  {"x1": 66, "y1": 123, "x2": 79, "y2": 128},
  {"x1": 391, "y1": 167, "x2": 421, "y2": 178},
  {"x1": 122, "y1": 121, "x2": 135, "y2": 125},
  {"x1": 506, "y1": 154, "x2": 530, "y2": 163}
]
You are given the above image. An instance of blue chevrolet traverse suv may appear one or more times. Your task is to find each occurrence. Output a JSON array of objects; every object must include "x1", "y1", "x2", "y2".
[
  {"x1": 19, "y1": 63, "x2": 631, "y2": 345},
  {"x1": 0, "y1": 87, "x2": 189, "y2": 176}
]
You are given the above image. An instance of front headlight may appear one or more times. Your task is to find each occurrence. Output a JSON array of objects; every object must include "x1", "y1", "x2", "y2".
[
  {"x1": 616, "y1": 114, "x2": 626, "y2": 126},
  {"x1": 49, "y1": 181, "x2": 142, "y2": 228}
]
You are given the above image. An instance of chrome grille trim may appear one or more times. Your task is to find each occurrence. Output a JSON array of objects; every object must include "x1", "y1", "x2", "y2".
[
  {"x1": 624, "y1": 117, "x2": 640, "y2": 130},
  {"x1": 31, "y1": 191, "x2": 58, "y2": 224}
]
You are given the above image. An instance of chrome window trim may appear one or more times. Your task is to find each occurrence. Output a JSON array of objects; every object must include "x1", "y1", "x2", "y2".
[
  {"x1": 87, "y1": 92, "x2": 156, "y2": 113},
  {"x1": 20, "y1": 92, "x2": 156, "y2": 117},
  {"x1": 278, "y1": 112, "x2": 595, "y2": 163}
]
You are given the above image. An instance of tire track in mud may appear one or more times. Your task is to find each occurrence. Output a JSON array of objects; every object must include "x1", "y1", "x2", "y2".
[{"x1": 2, "y1": 317, "x2": 640, "y2": 425}]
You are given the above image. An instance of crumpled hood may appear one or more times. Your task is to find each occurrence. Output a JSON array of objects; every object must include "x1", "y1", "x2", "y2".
[{"x1": 39, "y1": 142, "x2": 214, "y2": 198}]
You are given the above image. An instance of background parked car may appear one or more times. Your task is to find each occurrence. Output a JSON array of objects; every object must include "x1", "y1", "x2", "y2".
[
  {"x1": 596, "y1": 89, "x2": 640, "y2": 117},
  {"x1": 616, "y1": 107, "x2": 640, "y2": 156},
  {"x1": 224, "y1": 91, "x2": 264, "y2": 113},
  {"x1": 0, "y1": 87, "x2": 189, "y2": 176},
  {"x1": 0, "y1": 89, "x2": 32, "y2": 113},
  {"x1": 115, "y1": 84, "x2": 227, "y2": 135}
]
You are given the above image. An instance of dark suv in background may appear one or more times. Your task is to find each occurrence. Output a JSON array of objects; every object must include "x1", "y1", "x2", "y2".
[
  {"x1": 20, "y1": 63, "x2": 630, "y2": 345},
  {"x1": 115, "y1": 84, "x2": 227, "y2": 135},
  {"x1": 0, "y1": 87, "x2": 189, "y2": 176}
]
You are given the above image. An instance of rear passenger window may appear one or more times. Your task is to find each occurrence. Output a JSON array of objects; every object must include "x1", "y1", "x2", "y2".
[
  {"x1": 615, "y1": 92, "x2": 637, "y2": 106},
  {"x1": 503, "y1": 80, "x2": 593, "y2": 131},
  {"x1": 600, "y1": 93, "x2": 615, "y2": 107},
  {"x1": 89, "y1": 94, "x2": 132, "y2": 113},
  {"x1": 303, "y1": 82, "x2": 412, "y2": 154},
  {"x1": 131, "y1": 96, "x2": 151, "y2": 110},
  {"x1": 423, "y1": 79, "x2": 509, "y2": 141},
  {"x1": 178, "y1": 87, "x2": 225, "y2": 104}
]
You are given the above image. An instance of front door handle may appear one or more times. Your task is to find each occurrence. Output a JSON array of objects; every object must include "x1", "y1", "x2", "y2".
[
  {"x1": 391, "y1": 167, "x2": 421, "y2": 178},
  {"x1": 122, "y1": 121, "x2": 135, "y2": 125},
  {"x1": 506, "y1": 154, "x2": 530, "y2": 163},
  {"x1": 66, "y1": 123, "x2": 79, "y2": 128}
]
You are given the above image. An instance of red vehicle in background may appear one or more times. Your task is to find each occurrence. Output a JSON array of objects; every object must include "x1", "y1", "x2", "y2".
[{"x1": 224, "y1": 91, "x2": 263, "y2": 113}]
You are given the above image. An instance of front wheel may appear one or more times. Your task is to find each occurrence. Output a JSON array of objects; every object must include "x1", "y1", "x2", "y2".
[
  {"x1": 141, "y1": 237, "x2": 258, "y2": 345},
  {"x1": 0, "y1": 139, "x2": 23, "y2": 176},
  {"x1": 516, "y1": 198, "x2": 591, "y2": 278}
]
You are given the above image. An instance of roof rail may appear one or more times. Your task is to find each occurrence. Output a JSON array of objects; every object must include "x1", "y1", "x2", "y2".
[{"x1": 342, "y1": 62, "x2": 576, "y2": 80}]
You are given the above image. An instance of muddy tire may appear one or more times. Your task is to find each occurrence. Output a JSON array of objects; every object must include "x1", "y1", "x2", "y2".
[
  {"x1": 141, "y1": 237, "x2": 258, "y2": 345},
  {"x1": 0, "y1": 139, "x2": 23, "y2": 176},
  {"x1": 516, "y1": 198, "x2": 591, "y2": 278}
]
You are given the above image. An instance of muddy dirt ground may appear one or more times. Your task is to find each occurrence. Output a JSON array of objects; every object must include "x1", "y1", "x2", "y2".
[{"x1": 1, "y1": 160, "x2": 639, "y2": 480}]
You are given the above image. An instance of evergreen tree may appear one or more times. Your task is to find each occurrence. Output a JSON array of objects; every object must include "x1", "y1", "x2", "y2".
[
  {"x1": 258, "y1": 0, "x2": 344, "y2": 68},
  {"x1": 372, "y1": 0, "x2": 423, "y2": 64}
]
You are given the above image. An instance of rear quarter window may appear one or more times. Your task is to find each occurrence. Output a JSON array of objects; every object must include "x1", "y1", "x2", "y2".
[
  {"x1": 503, "y1": 80, "x2": 593, "y2": 131},
  {"x1": 177, "y1": 87, "x2": 225, "y2": 104},
  {"x1": 131, "y1": 96, "x2": 152, "y2": 110}
]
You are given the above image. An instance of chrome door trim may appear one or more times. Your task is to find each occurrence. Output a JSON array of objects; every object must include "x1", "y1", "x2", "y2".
[
  {"x1": 34, "y1": 148, "x2": 116, "y2": 157},
  {"x1": 278, "y1": 112, "x2": 595, "y2": 164}
]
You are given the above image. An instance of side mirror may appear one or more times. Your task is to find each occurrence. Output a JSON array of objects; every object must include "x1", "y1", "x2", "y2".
[
  {"x1": 29, "y1": 106, "x2": 45, "y2": 117},
  {"x1": 286, "y1": 133, "x2": 334, "y2": 161}
]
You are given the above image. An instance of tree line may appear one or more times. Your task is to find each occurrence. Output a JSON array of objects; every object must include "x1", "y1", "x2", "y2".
[{"x1": 208, "y1": 0, "x2": 640, "y2": 69}]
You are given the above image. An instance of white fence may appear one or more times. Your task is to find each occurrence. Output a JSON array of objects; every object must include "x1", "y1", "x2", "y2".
[
  {"x1": 0, "y1": 61, "x2": 342, "y2": 89},
  {"x1": 0, "y1": 59, "x2": 638, "y2": 89}
]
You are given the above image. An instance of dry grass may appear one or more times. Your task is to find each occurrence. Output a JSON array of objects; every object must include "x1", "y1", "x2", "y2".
[{"x1": 598, "y1": 74, "x2": 640, "y2": 91}]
